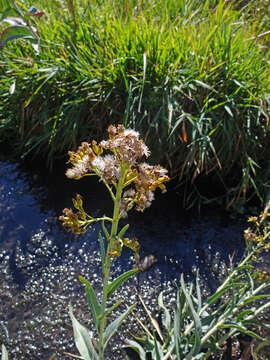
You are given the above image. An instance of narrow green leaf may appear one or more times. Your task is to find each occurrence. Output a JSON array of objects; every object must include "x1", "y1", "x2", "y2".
[
  {"x1": 138, "y1": 52, "x2": 147, "y2": 113},
  {"x1": 220, "y1": 323, "x2": 264, "y2": 341},
  {"x1": 152, "y1": 336, "x2": 163, "y2": 360},
  {"x1": 195, "y1": 272, "x2": 202, "y2": 312},
  {"x1": 118, "y1": 224, "x2": 129, "y2": 239},
  {"x1": 236, "y1": 309, "x2": 254, "y2": 322},
  {"x1": 247, "y1": 272, "x2": 254, "y2": 292},
  {"x1": 181, "y1": 275, "x2": 201, "y2": 356},
  {"x1": 101, "y1": 219, "x2": 110, "y2": 239},
  {"x1": 207, "y1": 285, "x2": 234, "y2": 305},
  {"x1": 103, "y1": 303, "x2": 136, "y2": 350},
  {"x1": 25, "y1": 70, "x2": 57, "y2": 107},
  {"x1": 181, "y1": 276, "x2": 201, "y2": 332},
  {"x1": 224, "y1": 105, "x2": 233, "y2": 117},
  {"x1": 194, "y1": 79, "x2": 216, "y2": 92},
  {"x1": 174, "y1": 308, "x2": 181, "y2": 359},
  {"x1": 104, "y1": 298, "x2": 122, "y2": 317},
  {"x1": 168, "y1": 113, "x2": 186, "y2": 138},
  {"x1": 1, "y1": 345, "x2": 8, "y2": 360},
  {"x1": 243, "y1": 294, "x2": 270, "y2": 305},
  {"x1": 69, "y1": 305, "x2": 98, "y2": 360},
  {"x1": 79, "y1": 276, "x2": 101, "y2": 332},
  {"x1": 107, "y1": 269, "x2": 139, "y2": 299},
  {"x1": 158, "y1": 291, "x2": 171, "y2": 332}
]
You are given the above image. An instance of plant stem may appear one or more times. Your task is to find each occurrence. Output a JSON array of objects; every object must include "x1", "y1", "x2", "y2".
[
  {"x1": 98, "y1": 163, "x2": 128, "y2": 359},
  {"x1": 98, "y1": 253, "x2": 111, "y2": 359}
]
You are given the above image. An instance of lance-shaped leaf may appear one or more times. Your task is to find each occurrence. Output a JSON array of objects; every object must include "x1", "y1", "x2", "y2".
[
  {"x1": 152, "y1": 336, "x2": 163, "y2": 360},
  {"x1": 207, "y1": 284, "x2": 234, "y2": 305},
  {"x1": 101, "y1": 219, "x2": 110, "y2": 239},
  {"x1": 158, "y1": 291, "x2": 171, "y2": 332},
  {"x1": 118, "y1": 224, "x2": 129, "y2": 238},
  {"x1": 1, "y1": 345, "x2": 8, "y2": 360},
  {"x1": 181, "y1": 274, "x2": 202, "y2": 358},
  {"x1": 243, "y1": 294, "x2": 270, "y2": 305},
  {"x1": 103, "y1": 303, "x2": 136, "y2": 350},
  {"x1": 107, "y1": 268, "x2": 139, "y2": 299},
  {"x1": 104, "y1": 298, "x2": 122, "y2": 317},
  {"x1": 69, "y1": 305, "x2": 98, "y2": 360},
  {"x1": 220, "y1": 323, "x2": 264, "y2": 341},
  {"x1": 195, "y1": 272, "x2": 202, "y2": 312},
  {"x1": 174, "y1": 305, "x2": 181, "y2": 359},
  {"x1": 79, "y1": 276, "x2": 101, "y2": 332}
]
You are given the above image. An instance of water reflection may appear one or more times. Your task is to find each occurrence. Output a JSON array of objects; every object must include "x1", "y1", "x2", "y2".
[{"x1": 0, "y1": 160, "x2": 247, "y2": 359}]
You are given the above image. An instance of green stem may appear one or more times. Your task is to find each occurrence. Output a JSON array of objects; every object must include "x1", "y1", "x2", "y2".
[{"x1": 98, "y1": 163, "x2": 128, "y2": 359}]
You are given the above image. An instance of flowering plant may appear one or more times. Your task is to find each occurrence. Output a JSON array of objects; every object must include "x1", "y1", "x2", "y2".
[
  {"x1": 126, "y1": 204, "x2": 270, "y2": 360},
  {"x1": 59, "y1": 124, "x2": 169, "y2": 359}
]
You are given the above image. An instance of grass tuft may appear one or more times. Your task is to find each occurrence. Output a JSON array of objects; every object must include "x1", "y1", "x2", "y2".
[{"x1": 1, "y1": 0, "x2": 270, "y2": 208}]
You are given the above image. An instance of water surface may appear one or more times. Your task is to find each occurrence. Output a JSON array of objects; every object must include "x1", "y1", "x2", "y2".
[{"x1": 0, "y1": 160, "x2": 247, "y2": 359}]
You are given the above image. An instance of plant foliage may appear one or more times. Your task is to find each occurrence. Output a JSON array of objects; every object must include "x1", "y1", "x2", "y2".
[{"x1": 126, "y1": 204, "x2": 270, "y2": 359}]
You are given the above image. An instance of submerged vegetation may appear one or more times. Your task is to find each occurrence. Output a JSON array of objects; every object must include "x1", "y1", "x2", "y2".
[{"x1": 0, "y1": 0, "x2": 270, "y2": 208}]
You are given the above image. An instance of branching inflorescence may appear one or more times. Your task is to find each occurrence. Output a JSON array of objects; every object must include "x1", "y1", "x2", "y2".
[
  {"x1": 59, "y1": 124, "x2": 169, "y2": 360},
  {"x1": 59, "y1": 124, "x2": 169, "y2": 259}
]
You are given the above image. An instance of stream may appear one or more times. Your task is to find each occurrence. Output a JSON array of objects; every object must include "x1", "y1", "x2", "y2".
[{"x1": 0, "y1": 159, "x2": 247, "y2": 359}]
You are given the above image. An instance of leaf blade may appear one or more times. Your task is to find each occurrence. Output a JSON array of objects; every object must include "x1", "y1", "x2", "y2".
[
  {"x1": 107, "y1": 269, "x2": 139, "y2": 299},
  {"x1": 1, "y1": 345, "x2": 8, "y2": 360},
  {"x1": 79, "y1": 276, "x2": 101, "y2": 332},
  {"x1": 69, "y1": 305, "x2": 99, "y2": 360}
]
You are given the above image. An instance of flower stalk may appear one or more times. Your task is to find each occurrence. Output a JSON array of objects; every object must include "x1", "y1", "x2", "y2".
[
  {"x1": 59, "y1": 124, "x2": 169, "y2": 359},
  {"x1": 98, "y1": 164, "x2": 128, "y2": 359}
]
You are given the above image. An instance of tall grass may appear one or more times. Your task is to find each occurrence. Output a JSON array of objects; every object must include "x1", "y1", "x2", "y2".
[{"x1": 0, "y1": 0, "x2": 269, "y2": 208}]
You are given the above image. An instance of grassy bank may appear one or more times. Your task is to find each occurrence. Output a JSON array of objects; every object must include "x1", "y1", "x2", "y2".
[{"x1": 0, "y1": 0, "x2": 270, "y2": 208}]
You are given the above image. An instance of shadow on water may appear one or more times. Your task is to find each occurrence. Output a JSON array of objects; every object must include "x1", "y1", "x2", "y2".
[{"x1": 0, "y1": 158, "x2": 247, "y2": 359}]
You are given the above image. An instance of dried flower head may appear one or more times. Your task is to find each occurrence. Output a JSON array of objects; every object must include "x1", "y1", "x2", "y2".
[
  {"x1": 101, "y1": 124, "x2": 150, "y2": 165},
  {"x1": 66, "y1": 142, "x2": 96, "y2": 179},
  {"x1": 59, "y1": 208, "x2": 86, "y2": 234},
  {"x1": 60, "y1": 124, "x2": 170, "y2": 250},
  {"x1": 244, "y1": 203, "x2": 270, "y2": 253},
  {"x1": 92, "y1": 154, "x2": 119, "y2": 184}
]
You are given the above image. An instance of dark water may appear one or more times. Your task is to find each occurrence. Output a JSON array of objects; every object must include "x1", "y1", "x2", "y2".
[{"x1": 0, "y1": 159, "x2": 247, "y2": 359}]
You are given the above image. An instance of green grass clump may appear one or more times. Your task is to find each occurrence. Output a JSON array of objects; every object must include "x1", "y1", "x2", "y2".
[{"x1": 0, "y1": 0, "x2": 270, "y2": 208}]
